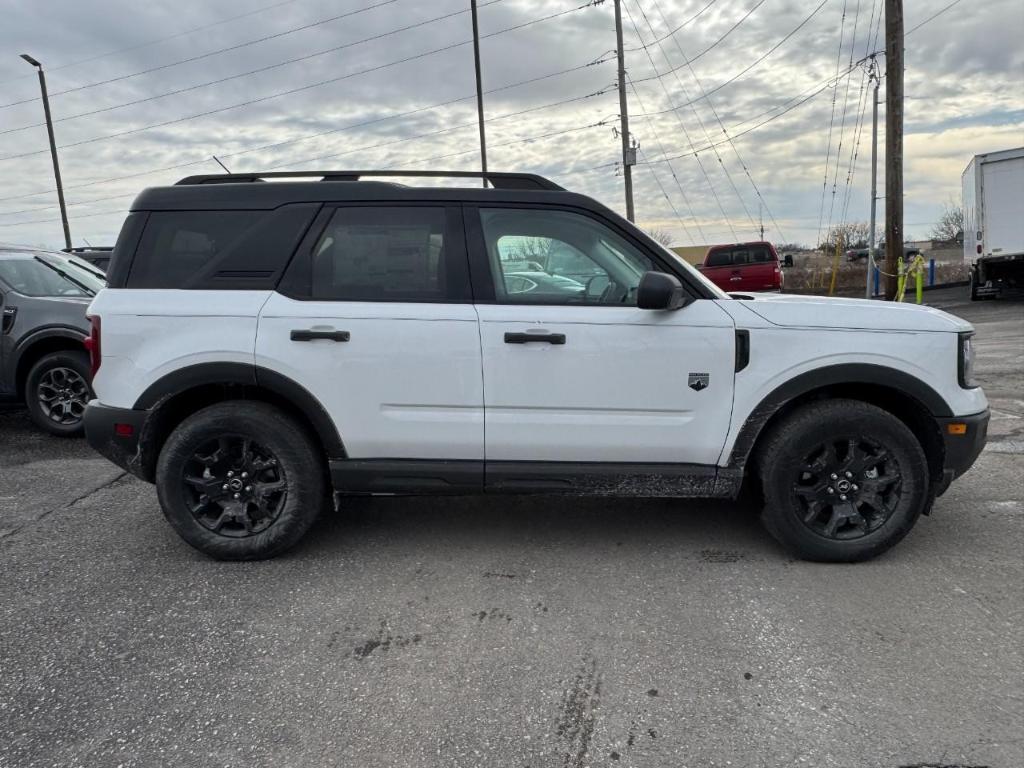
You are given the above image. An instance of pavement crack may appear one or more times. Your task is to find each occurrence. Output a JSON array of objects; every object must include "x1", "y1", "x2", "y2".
[{"x1": 0, "y1": 471, "x2": 127, "y2": 543}]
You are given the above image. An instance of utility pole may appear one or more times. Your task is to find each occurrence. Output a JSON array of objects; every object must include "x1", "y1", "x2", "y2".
[
  {"x1": 759, "y1": 201, "x2": 764, "y2": 240},
  {"x1": 883, "y1": 0, "x2": 904, "y2": 299},
  {"x1": 470, "y1": 0, "x2": 488, "y2": 188},
  {"x1": 866, "y1": 61, "x2": 880, "y2": 299},
  {"x1": 20, "y1": 54, "x2": 71, "y2": 250},
  {"x1": 613, "y1": 0, "x2": 635, "y2": 221}
]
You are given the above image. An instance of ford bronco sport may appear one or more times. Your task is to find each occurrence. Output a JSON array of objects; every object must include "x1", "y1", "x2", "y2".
[{"x1": 83, "y1": 170, "x2": 989, "y2": 562}]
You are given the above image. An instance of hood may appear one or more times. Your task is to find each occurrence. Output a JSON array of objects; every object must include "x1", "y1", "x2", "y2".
[{"x1": 730, "y1": 292, "x2": 972, "y2": 333}]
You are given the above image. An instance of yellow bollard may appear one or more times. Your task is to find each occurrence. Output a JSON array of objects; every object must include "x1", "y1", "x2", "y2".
[
  {"x1": 916, "y1": 263, "x2": 923, "y2": 304},
  {"x1": 896, "y1": 256, "x2": 905, "y2": 302}
]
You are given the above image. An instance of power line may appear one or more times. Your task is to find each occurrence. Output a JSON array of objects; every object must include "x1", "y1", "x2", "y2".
[
  {"x1": 268, "y1": 88, "x2": 614, "y2": 170},
  {"x1": 1, "y1": 0, "x2": 509, "y2": 136},
  {"x1": 637, "y1": 61, "x2": 862, "y2": 166},
  {"x1": 906, "y1": 0, "x2": 966, "y2": 35},
  {"x1": 630, "y1": 0, "x2": 767, "y2": 84},
  {"x1": 647, "y1": 0, "x2": 788, "y2": 242},
  {"x1": 635, "y1": 147, "x2": 697, "y2": 246},
  {"x1": 0, "y1": 119, "x2": 612, "y2": 231},
  {"x1": 623, "y1": 5, "x2": 740, "y2": 239},
  {"x1": 631, "y1": 0, "x2": 833, "y2": 118},
  {"x1": 625, "y1": 74, "x2": 707, "y2": 243},
  {"x1": 0, "y1": 88, "x2": 612, "y2": 219},
  {"x1": 838, "y1": 3, "x2": 883, "y2": 225},
  {"x1": 624, "y1": 0, "x2": 719, "y2": 48},
  {"x1": 815, "y1": 0, "x2": 850, "y2": 248},
  {"x1": 0, "y1": 1, "x2": 602, "y2": 164},
  {"x1": 0, "y1": 0, "x2": 402, "y2": 109},
  {"x1": 627, "y1": 0, "x2": 755, "y2": 236},
  {"x1": 383, "y1": 119, "x2": 613, "y2": 170},
  {"x1": 824, "y1": 0, "x2": 863, "y2": 239},
  {"x1": 0, "y1": 54, "x2": 614, "y2": 208},
  {"x1": 0, "y1": 0, "x2": 307, "y2": 86}
]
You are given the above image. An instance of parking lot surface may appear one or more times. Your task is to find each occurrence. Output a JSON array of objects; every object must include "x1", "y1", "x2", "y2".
[{"x1": 1, "y1": 288, "x2": 1021, "y2": 768}]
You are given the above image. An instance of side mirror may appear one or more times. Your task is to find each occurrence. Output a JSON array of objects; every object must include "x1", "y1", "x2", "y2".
[
  {"x1": 637, "y1": 271, "x2": 689, "y2": 310},
  {"x1": 783, "y1": 254, "x2": 794, "y2": 268}
]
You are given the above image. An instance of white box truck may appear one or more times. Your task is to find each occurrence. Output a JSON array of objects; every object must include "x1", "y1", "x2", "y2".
[{"x1": 963, "y1": 147, "x2": 1024, "y2": 300}]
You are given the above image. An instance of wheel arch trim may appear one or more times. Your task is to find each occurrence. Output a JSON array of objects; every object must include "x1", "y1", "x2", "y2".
[
  {"x1": 725, "y1": 363, "x2": 953, "y2": 468},
  {"x1": 133, "y1": 362, "x2": 345, "y2": 458},
  {"x1": 12, "y1": 325, "x2": 89, "y2": 392}
]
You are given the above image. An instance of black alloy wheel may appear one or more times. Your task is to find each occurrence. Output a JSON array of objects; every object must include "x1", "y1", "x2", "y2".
[
  {"x1": 183, "y1": 436, "x2": 288, "y2": 538},
  {"x1": 791, "y1": 437, "x2": 902, "y2": 540}
]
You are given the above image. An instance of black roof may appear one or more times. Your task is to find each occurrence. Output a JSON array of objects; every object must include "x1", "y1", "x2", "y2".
[{"x1": 131, "y1": 169, "x2": 596, "y2": 212}]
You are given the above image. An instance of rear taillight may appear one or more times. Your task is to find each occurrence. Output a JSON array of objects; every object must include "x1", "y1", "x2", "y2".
[{"x1": 83, "y1": 315, "x2": 101, "y2": 377}]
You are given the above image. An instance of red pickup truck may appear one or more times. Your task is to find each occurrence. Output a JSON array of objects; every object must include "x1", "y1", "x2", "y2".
[{"x1": 697, "y1": 241, "x2": 783, "y2": 293}]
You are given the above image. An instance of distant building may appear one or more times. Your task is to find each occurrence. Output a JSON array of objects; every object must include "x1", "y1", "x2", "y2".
[{"x1": 670, "y1": 245, "x2": 709, "y2": 265}]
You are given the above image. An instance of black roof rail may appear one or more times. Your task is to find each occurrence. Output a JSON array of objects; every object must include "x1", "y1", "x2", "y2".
[
  {"x1": 174, "y1": 169, "x2": 564, "y2": 191},
  {"x1": 62, "y1": 246, "x2": 113, "y2": 253}
]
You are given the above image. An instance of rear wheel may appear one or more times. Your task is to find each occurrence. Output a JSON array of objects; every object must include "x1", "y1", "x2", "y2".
[
  {"x1": 757, "y1": 399, "x2": 929, "y2": 562},
  {"x1": 25, "y1": 350, "x2": 93, "y2": 437},
  {"x1": 156, "y1": 401, "x2": 326, "y2": 560}
]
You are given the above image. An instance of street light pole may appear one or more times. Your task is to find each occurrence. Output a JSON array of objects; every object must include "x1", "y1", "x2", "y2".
[
  {"x1": 470, "y1": 0, "x2": 488, "y2": 188},
  {"x1": 21, "y1": 54, "x2": 71, "y2": 250}
]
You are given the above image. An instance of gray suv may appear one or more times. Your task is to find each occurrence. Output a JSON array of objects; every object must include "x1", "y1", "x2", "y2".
[{"x1": 0, "y1": 245, "x2": 103, "y2": 435}]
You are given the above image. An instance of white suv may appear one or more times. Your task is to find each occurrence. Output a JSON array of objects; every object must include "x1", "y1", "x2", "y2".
[{"x1": 83, "y1": 171, "x2": 989, "y2": 562}]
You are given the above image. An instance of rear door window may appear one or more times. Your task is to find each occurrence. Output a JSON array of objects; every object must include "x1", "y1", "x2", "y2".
[{"x1": 284, "y1": 206, "x2": 470, "y2": 302}]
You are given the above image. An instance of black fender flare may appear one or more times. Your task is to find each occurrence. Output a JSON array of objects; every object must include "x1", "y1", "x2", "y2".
[
  {"x1": 726, "y1": 363, "x2": 953, "y2": 468},
  {"x1": 12, "y1": 325, "x2": 88, "y2": 386},
  {"x1": 134, "y1": 362, "x2": 345, "y2": 458}
]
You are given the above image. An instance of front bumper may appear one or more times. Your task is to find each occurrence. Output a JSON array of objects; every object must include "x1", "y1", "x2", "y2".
[
  {"x1": 934, "y1": 409, "x2": 989, "y2": 495},
  {"x1": 83, "y1": 401, "x2": 152, "y2": 481}
]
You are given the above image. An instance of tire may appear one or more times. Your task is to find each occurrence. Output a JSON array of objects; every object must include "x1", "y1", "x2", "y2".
[
  {"x1": 757, "y1": 399, "x2": 929, "y2": 562},
  {"x1": 25, "y1": 350, "x2": 93, "y2": 437},
  {"x1": 155, "y1": 401, "x2": 327, "y2": 560},
  {"x1": 969, "y1": 269, "x2": 981, "y2": 301}
]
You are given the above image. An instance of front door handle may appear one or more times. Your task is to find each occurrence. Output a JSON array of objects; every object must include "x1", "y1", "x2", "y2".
[
  {"x1": 290, "y1": 329, "x2": 350, "y2": 342},
  {"x1": 504, "y1": 332, "x2": 566, "y2": 345}
]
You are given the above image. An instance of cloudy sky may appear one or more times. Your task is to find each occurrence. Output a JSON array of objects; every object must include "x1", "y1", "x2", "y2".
[{"x1": 0, "y1": 0, "x2": 1021, "y2": 250}]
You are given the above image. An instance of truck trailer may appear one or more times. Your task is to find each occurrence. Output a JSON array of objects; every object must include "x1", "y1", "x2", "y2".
[{"x1": 963, "y1": 147, "x2": 1024, "y2": 300}]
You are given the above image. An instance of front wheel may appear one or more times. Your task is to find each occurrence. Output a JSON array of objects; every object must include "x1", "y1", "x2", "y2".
[
  {"x1": 757, "y1": 399, "x2": 929, "y2": 562},
  {"x1": 156, "y1": 401, "x2": 327, "y2": 560}
]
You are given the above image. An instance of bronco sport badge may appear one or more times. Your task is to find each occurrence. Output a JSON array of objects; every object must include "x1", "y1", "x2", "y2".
[{"x1": 688, "y1": 372, "x2": 710, "y2": 391}]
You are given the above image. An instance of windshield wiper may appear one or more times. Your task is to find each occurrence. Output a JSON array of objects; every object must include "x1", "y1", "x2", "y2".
[{"x1": 33, "y1": 256, "x2": 96, "y2": 296}]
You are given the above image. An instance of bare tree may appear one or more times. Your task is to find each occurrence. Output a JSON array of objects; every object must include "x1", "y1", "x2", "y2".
[
  {"x1": 819, "y1": 221, "x2": 874, "y2": 252},
  {"x1": 775, "y1": 242, "x2": 809, "y2": 252},
  {"x1": 645, "y1": 228, "x2": 674, "y2": 248},
  {"x1": 930, "y1": 202, "x2": 964, "y2": 243}
]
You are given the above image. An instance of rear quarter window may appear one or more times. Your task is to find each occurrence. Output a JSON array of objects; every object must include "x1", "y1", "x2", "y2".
[
  {"x1": 125, "y1": 206, "x2": 318, "y2": 289},
  {"x1": 705, "y1": 249, "x2": 732, "y2": 267}
]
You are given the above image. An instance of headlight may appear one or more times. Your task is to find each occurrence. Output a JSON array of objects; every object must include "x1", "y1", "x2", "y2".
[{"x1": 958, "y1": 332, "x2": 977, "y2": 388}]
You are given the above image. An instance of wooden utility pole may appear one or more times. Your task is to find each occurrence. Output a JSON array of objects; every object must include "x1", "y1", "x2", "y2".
[
  {"x1": 613, "y1": 0, "x2": 635, "y2": 221},
  {"x1": 883, "y1": 0, "x2": 904, "y2": 299}
]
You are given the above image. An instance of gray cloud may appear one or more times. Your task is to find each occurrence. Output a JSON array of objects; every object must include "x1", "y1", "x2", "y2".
[{"x1": 0, "y1": 0, "x2": 1021, "y2": 249}]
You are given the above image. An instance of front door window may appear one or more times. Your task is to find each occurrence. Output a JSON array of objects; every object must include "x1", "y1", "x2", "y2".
[{"x1": 479, "y1": 208, "x2": 655, "y2": 305}]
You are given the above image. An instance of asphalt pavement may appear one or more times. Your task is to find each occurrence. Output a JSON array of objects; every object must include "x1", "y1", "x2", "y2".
[{"x1": 1, "y1": 287, "x2": 1021, "y2": 768}]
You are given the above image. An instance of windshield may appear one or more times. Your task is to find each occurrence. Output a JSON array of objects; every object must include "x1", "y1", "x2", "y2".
[
  {"x1": 653, "y1": 243, "x2": 731, "y2": 299},
  {"x1": 0, "y1": 251, "x2": 105, "y2": 297}
]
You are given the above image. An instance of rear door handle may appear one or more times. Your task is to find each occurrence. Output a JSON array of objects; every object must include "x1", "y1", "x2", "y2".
[
  {"x1": 504, "y1": 332, "x2": 566, "y2": 345},
  {"x1": 290, "y1": 329, "x2": 350, "y2": 342}
]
